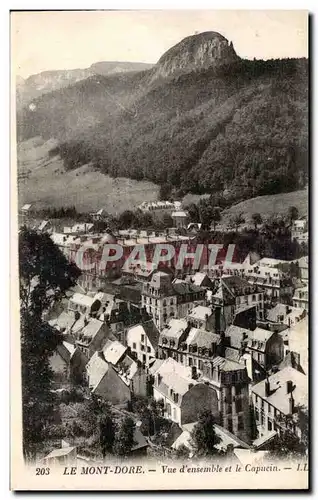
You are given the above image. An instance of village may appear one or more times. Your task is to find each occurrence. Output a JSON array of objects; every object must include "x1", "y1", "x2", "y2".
[{"x1": 19, "y1": 200, "x2": 309, "y2": 467}]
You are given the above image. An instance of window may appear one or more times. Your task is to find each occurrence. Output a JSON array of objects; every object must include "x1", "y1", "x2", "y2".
[
  {"x1": 268, "y1": 404, "x2": 271, "y2": 413},
  {"x1": 198, "y1": 360, "x2": 203, "y2": 371},
  {"x1": 189, "y1": 357, "x2": 193, "y2": 367},
  {"x1": 166, "y1": 403, "x2": 171, "y2": 416},
  {"x1": 268, "y1": 419, "x2": 273, "y2": 431},
  {"x1": 236, "y1": 399, "x2": 242, "y2": 413},
  {"x1": 132, "y1": 342, "x2": 136, "y2": 349},
  {"x1": 238, "y1": 415, "x2": 244, "y2": 431},
  {"x1": 255, "y1": 408, "x2": 259, "y2": 421},
  {"x1": 228, "y1": 418, "x2": 233, "y2": 433},
  {"x1": 147, "y1": 346, "x2": 151, "y2": 353},
  {"x1": 252, "y1": 295, "x2": 256, "y2": 302},
  {"x1": 261, "y1": 413, "x2": 265, "y2": 426},
  {"x1": 236, "y1": 386, "x2": 242, "y2": 396},
  {"x1": 173, "y1": 393, "x2": 178, "y2": 403},
  {"x1": 141, "y1": 334, "x2": 145, "y2": 343},
  {"x1": 142, "y1": 354, "x2": 146, "y2": 363},
  {"x1": 179, "y1": 354, "x2": 184, "y2": 364},
  {"x1": 172, "y1": 407, "x2": 176, "y2": 420},
  {"x1": 261, "y1": 399, "x2": 264, "y2": 410},
  {"x1": 141, "y1": 344, "x2": 145, "y2": 351}
]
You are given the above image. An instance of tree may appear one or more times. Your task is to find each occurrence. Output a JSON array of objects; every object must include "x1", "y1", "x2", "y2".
[
  {"x1": 288, "y1": 206, "x2": 299, "y2": 224},
  {"x1": 199, "y1": 199, "x2": 215, "y2": 230},
  {"x1": 99, "y1": 413, "x2": 116, "y2": 458},
  {"x1": 159, "y1": 183, "x2": 172, "y2": 201},
  {"x1": 19, "y1": 228, "x2": 81, "y2": 317},
  {"x1": 210, "y1": 207, "x2": 221, "y2": 231},
  {"x1": 118, "y1": 210, "x2": 136, "y2": 229},
  {"x1": 19, "y1": 228, "x2": 80, "y2": 460},
  {"x1": 190, "y1": 411, "x2": 220, "y2": 456},
  {"x1": 113, "y1": 416, "x2": 136, "y2": 456},
  {"x1": 185, "y1": 203, "x2": 200, "y2": 223},
  {"x1": 251, "y1": 212, "x2": 263, "y2": 230},
  {"x1": 231, "y1": 213, "x2": 245, "y2": 232}
]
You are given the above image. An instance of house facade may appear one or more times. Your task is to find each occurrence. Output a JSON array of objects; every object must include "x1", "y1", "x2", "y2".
[
  {"x1": 252, "y1": 366, "x2": 308, "y2": 441},
  {"x1": 151, "y1": 358, "x2": 220, "y2": 426},
  {"x1": 141, "y1": 272, "x2": 205, "y2": 330},
  {"x1": 126, "y1": 320, "x2": 159, "y2": 367}
]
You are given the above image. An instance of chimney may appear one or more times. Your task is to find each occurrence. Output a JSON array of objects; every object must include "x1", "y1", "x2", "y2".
[
  {"x1": 286, "y1": 380, "x2": 293, "y2": 394},
  {"x1": 265, "y1": 377, "x2": 270, "y2": 397},
  {"x1": 211, "y1": 342, "x2": 217, "y2": 355},
  {"x1": 288, "y1": 393, "x2": 294, "y2": 414},
  {"x1": 215, "y1": 306, "x2": 221, "y2": 334}
]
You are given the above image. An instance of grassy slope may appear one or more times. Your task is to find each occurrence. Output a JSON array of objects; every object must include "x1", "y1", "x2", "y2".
[
  {"x1": 222, "y1": 189, "x2": 308, "y2": 222},
  {"x1": 18, "y1": 137, "x2": 159, "y2": 213}
]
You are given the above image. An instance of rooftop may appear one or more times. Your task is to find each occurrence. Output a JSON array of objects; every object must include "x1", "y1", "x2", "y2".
[
  {"x1": 103, "y1": 340, "x2": 127, "y2": 366},
  {"x1": 44, "y1": 446, "x2": 76, "y2": 459},
  {"x1": 252, "y1": 366, "x2": 308, "y2": 415},
  {"x1": 187, "y1": 305, "x2": 212, "y2": 321}
]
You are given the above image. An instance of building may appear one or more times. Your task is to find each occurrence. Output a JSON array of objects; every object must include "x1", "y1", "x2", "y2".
[
  {"x1": 42, "y1": 445, "x2": 77, "y2": 467},
  {"x1": 187, "y1": 305, "x2": 223, "y2": 332},
  {"x1": 226, "y1": 325, "x2": 284, "y2": 372},
  {"x1": 186, "y1": 272, "x2": 213, "y2": 288},
  {"x1": 171, "y1": 211, "x2": 190, "y2": 229},
  {"x1": 292, "y1": 285, "x2": 309, "y2": 311},
  {"x1": 126, "y1": 320, "x2": 160, "y2": 367},
  {"x1": 75, "y1": 318, "x2": 110, "y2": 359},
  {"x1": 151, "y1": 358, "x2": 220, "y2": 426},
  {"x1": 177, "y1": 328, "x2": 224, "y2": 373},
  {"x1": 49, "y1": 341, "x2": 87, "y2": 384},
  {"x1": 297, "y1": 256, "x2": 309, "y2": 282},
  {"x1": 90, "y1": 208, "x2": 104, "y2": 221},
  {"x1": 243, "y1": 265, "x2": 293, "y2": 301},
  {"x1": 86, "y1": 340, "x2": 147, "y2": 404},
  {"x1": 291, "y1": 219, "x2": 308, "y2": 243},
  {"x1": 157, "y1": 318, "x2": 190, "y2": 361},
  {"x1": 68, "y1": 293, "x2": 102, "y2": 317},
  {"x1": 266, "y1": 303, "x2": 307, "y2": 328},
  {"x1": 141, "y1": 272, "x2": 205, "y2": 330},
  {"x1": 287, "y1": 317, "x2": 308, "y2": 375},
  {"x1": 200, "y1": 357, "x2": 250, "y2": 442},
  {"x1": 171, "y1": 422, "x2": 250, "y2": 455},
  {"x1": 252, "y1": 366, "x2": 308, "y2": 441},
  {"x1": 208, "y1": 275, "x2": 264, "y2": 327}
]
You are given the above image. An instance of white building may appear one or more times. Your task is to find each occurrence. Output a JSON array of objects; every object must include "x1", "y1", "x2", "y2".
[
  {"x1": 126, "y1": 320, "x2": 160, "y2": 366},
  {"x1": 252, "y1": 366, "x2": 308, "y2": 441},
  {"x1": 292, "y1": 285, "x2": 308, "y2": 312}
]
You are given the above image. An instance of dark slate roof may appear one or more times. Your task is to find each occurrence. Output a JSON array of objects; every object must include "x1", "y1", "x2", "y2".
[
  {"x1": 142, "y1": 320, "x2": 160, "y2": 350},
  {"x1": 226, "y1": 325, "x2": 252, "y2": 350},
  {"x1": 172, "y1": 281, "x2": 205, "y2": 296}
]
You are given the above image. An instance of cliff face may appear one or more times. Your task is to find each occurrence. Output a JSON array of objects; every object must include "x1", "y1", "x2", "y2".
[{"x1": 154, "y1": 31, "x2": 239, "y2": 78}]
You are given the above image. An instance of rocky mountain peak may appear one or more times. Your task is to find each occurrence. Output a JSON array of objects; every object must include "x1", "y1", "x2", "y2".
[{"x1": 154, "y1": 31, "x2": 239, "y2": 78}]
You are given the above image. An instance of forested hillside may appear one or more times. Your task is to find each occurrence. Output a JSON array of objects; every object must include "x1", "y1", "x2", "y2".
[{"x1": 17, "y1": 33, "x2": 308, "y2": 203}]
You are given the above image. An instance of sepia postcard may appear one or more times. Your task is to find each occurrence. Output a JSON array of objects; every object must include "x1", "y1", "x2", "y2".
[{"x1": 10, "y1": 10, "x2": 309, "y2": 490}]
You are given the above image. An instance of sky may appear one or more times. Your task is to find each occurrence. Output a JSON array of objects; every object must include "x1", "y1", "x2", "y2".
[{"x1": 11, "y1": 10, "x2": 308, "y2": 79}]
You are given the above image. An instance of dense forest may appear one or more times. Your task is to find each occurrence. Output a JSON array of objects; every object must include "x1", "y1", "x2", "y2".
[{"x1": 18, "y1": 57, "x2": 308, "y2": 201}]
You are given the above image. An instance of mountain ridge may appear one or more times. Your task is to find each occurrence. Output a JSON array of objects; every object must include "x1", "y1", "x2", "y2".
[{"x1": 16, "y1": 32, "x2": 308, "y2": 204}]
